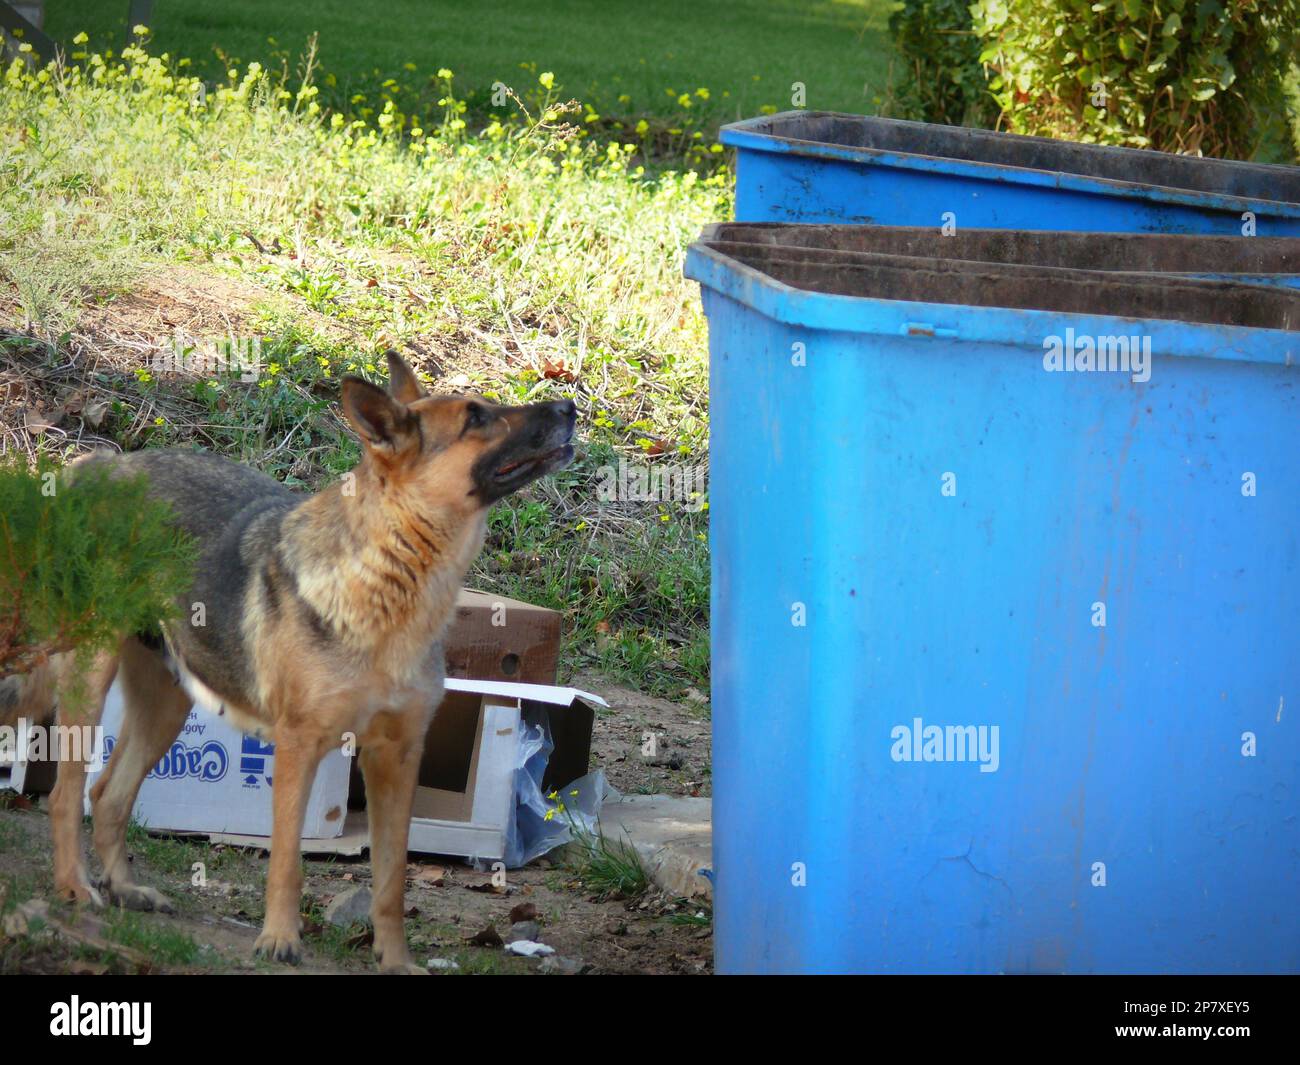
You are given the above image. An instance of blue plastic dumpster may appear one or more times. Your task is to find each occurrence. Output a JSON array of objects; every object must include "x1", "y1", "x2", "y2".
[
  {"x1": 686, "y1": 234, "x2": 1300, "y2": 973},
  {"x1": 722, "y1": 112, "x2": 1300, "y2": 235}
]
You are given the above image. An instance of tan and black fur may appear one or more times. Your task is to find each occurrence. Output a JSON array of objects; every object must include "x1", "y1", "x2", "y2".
[{"x1": 0, "y1": 352, "x2": 576, "y2": 972}]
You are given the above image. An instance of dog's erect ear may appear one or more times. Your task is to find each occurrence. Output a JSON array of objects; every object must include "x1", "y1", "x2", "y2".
[
  {"x1": 341, "y1": 375, "x2": 418, "y2": 454},
  {"x1": 386, "y1": 350, "x2": 424, "y2": 405}
]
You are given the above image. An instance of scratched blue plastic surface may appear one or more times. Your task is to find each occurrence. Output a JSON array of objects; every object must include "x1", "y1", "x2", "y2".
[
  {"x1": 723, "y1": 112, "x2": 1300, "y2": 236},
  {"x1": 686, "y1": 240, "x2": 1300, "y2": 974}
]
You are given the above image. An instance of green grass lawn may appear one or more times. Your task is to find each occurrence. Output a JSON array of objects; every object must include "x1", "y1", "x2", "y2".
[{"x1": 46, "y1": 0, "x2": 894, "y2": 127}]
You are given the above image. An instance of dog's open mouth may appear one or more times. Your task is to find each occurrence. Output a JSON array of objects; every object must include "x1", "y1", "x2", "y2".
[{"x1": 492, "y1": 444, "x2": 573, "y2": 483}]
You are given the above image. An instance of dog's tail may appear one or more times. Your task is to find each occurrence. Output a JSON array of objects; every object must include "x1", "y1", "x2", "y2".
[{"x1": 0, "y1": 662, "x2": 57, "y2": 729}]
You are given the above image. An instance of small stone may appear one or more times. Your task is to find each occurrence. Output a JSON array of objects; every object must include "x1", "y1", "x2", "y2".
[
  {"x1": 426, "y1": 958, "x2": 461, "y2": 971},
  {"x1": 645, "y1": 750, "x2": 685, "y2": 770},
  {"x1": 509, "y1": 920, "x2": 541, "y2": 942},
  {"x1": 324, "y1": 885, "x2": 372, "y2": 927}
]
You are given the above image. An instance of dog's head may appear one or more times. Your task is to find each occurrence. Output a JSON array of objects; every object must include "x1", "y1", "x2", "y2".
[{"x1": 340, "y1": 352, "x2": 576, "y2": 511}]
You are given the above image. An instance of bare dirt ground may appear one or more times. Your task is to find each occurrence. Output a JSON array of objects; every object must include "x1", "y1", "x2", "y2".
[
  {"x1": 0, "y1": 673, "x2": 712, "y2": 976},
  {"x1": 573, "y1": 671, "x2": 712, "y2": 799}
]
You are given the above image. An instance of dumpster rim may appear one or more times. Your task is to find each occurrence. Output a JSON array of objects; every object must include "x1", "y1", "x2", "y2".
[
  {"x1": 685, "y1": 241, "x2": 1299, "y2": 369},
  {"x1": 703, "y1": 234, "x2": 1300, "y2": 295},
  {"x1": 720, "y1": 111, "x2": 1300, "y2": 219},
  {"x1": 698, "y1": 222, "x2": 1300, "y2": 278},
  {"x1": 697, "y1": 225, "x2": 1300, "y2": 293}
]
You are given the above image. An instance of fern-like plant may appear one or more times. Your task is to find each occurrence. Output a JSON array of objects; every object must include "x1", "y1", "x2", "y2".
[{"x1": 0, "y1": 453, "x2": 196, "y2": 679}]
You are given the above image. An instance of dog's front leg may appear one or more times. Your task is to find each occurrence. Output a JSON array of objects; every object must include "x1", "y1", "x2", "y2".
[
  {"x1": 359, "y1": 711, "x2": 429, "y2": 975},
  {"x1": 254, "y1": 734, "x2": 324, "y2": 965}
]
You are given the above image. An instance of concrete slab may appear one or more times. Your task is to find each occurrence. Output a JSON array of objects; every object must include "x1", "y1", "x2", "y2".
[{"x1": 598, "y1": 794, "x2": 713, "y2": 900}]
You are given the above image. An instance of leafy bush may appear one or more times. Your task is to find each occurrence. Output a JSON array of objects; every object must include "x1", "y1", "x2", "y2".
[
  {"x1": 887, "y1": 0, "x2": 998, "y2": 126},
  {"x1": 970, "y1": 0, "x2": 1300, "y2": 158},
  {"x1": 0, "y1": 454, "x2": 195, "y2": 679}
]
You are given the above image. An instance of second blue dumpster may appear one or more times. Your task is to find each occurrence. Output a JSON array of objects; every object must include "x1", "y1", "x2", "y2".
[
  {"x1": 686, "y1": 232, "x2": 1300, "y2": 974},
  {"x1": 722, "y1": 112, "x2": 1300, "y2": 235}
]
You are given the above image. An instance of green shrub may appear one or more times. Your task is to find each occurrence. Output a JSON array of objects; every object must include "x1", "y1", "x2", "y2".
[
  {"x1": 971, "y1": 0, "x2": 1300, "y2": 159},
  {"x1": 887, "y1": 0, "x2": 998, "y2": 126},
  {"x1": 0, "y1": 454, "x2": 195, "y2": 679}
]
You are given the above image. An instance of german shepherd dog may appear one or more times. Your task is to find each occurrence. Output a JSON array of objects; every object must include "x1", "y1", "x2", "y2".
[{"x1": 0, "y1": 352, "x2": 575, "y2": 972}]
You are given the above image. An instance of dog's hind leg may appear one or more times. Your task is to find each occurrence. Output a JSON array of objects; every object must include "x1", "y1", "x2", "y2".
[
  {"x1": 88, "y1": 637, "x2": 191, "y2": 913},
  {"x1": 359, "y1": 705, "x2": 432, "y2": 974},
  {"x1": 49, "y1": 648, "x2": 119, "y2": 906}
]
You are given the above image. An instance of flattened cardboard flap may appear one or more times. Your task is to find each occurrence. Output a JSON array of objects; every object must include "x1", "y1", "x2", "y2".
[{"x1": 443, "y1": 677, "x2": 608, "y2": 708}]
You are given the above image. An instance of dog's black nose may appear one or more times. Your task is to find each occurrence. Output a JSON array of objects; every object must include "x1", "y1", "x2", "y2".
[{"x1": 552, "y1": 399, "x2": 577, "y2": 424}]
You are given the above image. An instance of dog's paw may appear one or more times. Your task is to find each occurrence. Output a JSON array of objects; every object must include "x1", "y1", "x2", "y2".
[
  {"x1": 253, "y1": 929, "x2": 303, "y2": 966},
  {"x1": 107, "y1": 882, "x2": 175, "y2": 915},
  {"x1": 55, "y1": 877, "x2": 105, "y2": 909}
]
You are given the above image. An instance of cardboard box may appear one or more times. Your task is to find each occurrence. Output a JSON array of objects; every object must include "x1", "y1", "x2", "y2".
[{"x1": 72, "y1": 677, "x2": 601, "y2": 858}]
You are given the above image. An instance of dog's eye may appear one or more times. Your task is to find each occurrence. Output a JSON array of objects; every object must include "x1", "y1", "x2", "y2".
[{"x1": 463, "y1": 402, "x2": 489, "y2": 432}]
